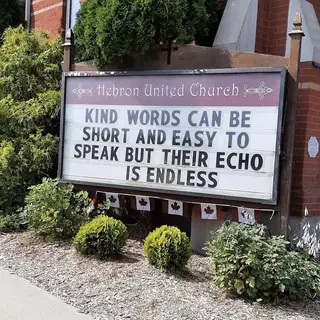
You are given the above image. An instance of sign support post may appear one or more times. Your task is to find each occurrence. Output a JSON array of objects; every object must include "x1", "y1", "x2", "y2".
[
  {"x1": 279, "y1": 13, "x2": 304, "y2": 236},
  {"x1": 62, "y1": 29, "x2": 74, "y2": 72}
]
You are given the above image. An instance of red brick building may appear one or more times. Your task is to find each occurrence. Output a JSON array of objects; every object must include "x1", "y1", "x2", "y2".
[{"x1": 24, "y1": 0, "x2": 320, "y2": 247}]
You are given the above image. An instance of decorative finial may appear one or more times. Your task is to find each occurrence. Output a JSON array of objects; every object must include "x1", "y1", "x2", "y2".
[
  {"x1": 66, "y1": 29, "x2": 74, "y2": 41},
  {"x1": 63, "y1": 28, "x2": 74, "y2": 46},
  {"x1": 293, "y1": 12, "x2": 302, "y2": 30},
  {"x1": 289, "y1": 12, "x2": 305, "y2": 37}
]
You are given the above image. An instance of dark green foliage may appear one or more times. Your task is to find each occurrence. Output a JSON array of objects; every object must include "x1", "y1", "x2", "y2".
[
  {"x1": 75, "y1": 0, "x2": 154, "y2": 67},
  {"x1": 195, "y1": 0, "x2": 224, "y2": 46},
  {"x1": 205, "y1": 222, "x2": 320, "y2": 301},
  {"x1": 0, "y1": 27, "x2": 62, "y2": 215},
  {"x1": 25, "y1": 179, "x2": 90, "y2": 241},
  {"x1": 0, "y1": 26, "x2": 62, "y2": 101},
  {"x1": 73, "y1": 216, "x2": 128, "y2": 258},
  {"x1": 0, "y1": 133, "x2": 59, "y2": 214},
  {"x1": 144, "y1": 225, "x2": 192, "y2": 271},
  {"x1": 89, "y1": 201, "x2": 111, "y2": 219},
  {"x1": 0, "y1": 0, "x2": 23, "y2": 41},
  {"x1": 74, "y1": 0, "x2": 221, "y2": 67},
  {"x1": 0, "y1": 213, "x2": 28, "y2": 233}
]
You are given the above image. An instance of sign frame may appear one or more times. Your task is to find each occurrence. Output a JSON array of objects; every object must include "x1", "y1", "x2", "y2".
[{"x1": 58, "y1": 67, "x2": 287, "y2": 205}]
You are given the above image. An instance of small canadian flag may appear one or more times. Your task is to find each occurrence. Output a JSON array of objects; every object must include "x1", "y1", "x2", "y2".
[
  {"x1": 135, "y1": 196, "x2": 151, "y2": 211},
  {"x1": 238, "y1": 207, "x2": 256, "y2": 225},
  {"x1": 105, "y1": 193, "x2": 120, "y2": 208},
  {"x1": 201, "y1": 204, "x2": 217, "y2": 220},
  {"x1": 168, "y1": 200, "x2": 183, "y2": 216}
]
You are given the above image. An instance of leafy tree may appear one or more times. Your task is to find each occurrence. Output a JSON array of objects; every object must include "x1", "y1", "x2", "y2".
[
  {"x1": 74, "y1": 0, "x2": 222, "y2": 67},
  {"x1": 0, "y1": 0, "x2": 23, "y2": 41},
  {"x1": 195, "y1": 0, "x2": 224, "y2": 47},
  {"x1": 0, "y1": 27, "x2": 62, "y2": 215}
]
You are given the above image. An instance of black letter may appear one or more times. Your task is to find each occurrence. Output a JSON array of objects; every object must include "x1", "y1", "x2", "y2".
[
  {"x1": 237, "y1": 132, "x2": 249, "y2": 149},
  {"x1": 85, "y1": 109, "x2": 93, "y2": 123},
  {"x1": 132, "y1": 167, "x2": 140, "y2": 181},
  {"x1": 146, "y1": 167, "x2": 155, "y2": 182},
  {"x1": 251, "y1": 154, "x2": 263, "y2": 171},
  {"x1": 74, "y1": 144, "x2": 82, "y2": 158},
  {"x1": 216, "y1": 152, "x2": 225, "y2": 168},
  {"x1": 188, "y1": 111, "x2": 197, "y2": 127},
  {"x1": 83, "y1": 127, "x2": 91, "y2": 141},
  {"x1": 241, "y1": 111, "x2": 251, "y2": 128},
  {"x1": 229, "y1": 111, "x2": 240, "y2": 127},
  {"x1": 208, "y1": 172, "x2": 218, "y2": 188},
  {"x1": 91, "y1": 145, "x2": 99, "y2": 160},
  {"x1": 197, "y1": 171, "x2": 206, "y2": 187}
]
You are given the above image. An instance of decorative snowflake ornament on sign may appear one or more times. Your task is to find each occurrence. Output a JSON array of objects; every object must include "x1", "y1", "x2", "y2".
[
  {"x1": 168, "y1": 200, "x2": 183, "y2": 216},
  {"x1": 136, "y1": 196, "x2": 151, "y2": 211},
  {"x1": 201, "y1": 204, "x2": 217, "y2": 220},
  {"x1": 238, "y1": 207, "x2": 256, "y2": 225}
]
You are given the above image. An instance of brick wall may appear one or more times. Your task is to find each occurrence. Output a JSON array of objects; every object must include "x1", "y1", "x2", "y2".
[
  {"x1": 255, "y1": 0, "x2": 289, "y2": 56},
  {"x1": 255, "y1": 0, "x2": 320, "y2": 218},
  {"x1": 31, "y1": 0, "x2": 66, "y2": 37},
  {"x1": 255, "y1": 0, "x2": 270, "y2": 53},
  {"x1": 292, "y1": 62, "x2": 320, "y2": 217}
]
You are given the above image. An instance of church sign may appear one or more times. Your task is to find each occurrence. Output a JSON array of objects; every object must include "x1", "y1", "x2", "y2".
[{"x1": 58, "y1": 68, "x2": 286, "y2": 204}]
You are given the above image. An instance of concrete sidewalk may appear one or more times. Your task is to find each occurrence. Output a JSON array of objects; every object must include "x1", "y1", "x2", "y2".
[{"x1": 0, "y1": 267, "x2": 94, "y2": 320}]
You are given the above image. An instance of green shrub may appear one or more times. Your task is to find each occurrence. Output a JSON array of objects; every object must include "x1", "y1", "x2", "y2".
[
  {"x1": 25, "y1": 179, "x2": 90, "y2": 241},
  {"x1": 0, "y1": 26, "x2": 62, "y2": 101},
  {"x1": 205, "y1": 222, "x2": 320, "y2": 301},
  {"x1": 0, "y1": 213, "x2": 27, "y2": 232},
  {"x1": 73, "y1": 216, "x2": 128, "y2": 258},
  {"x1": 143, "y1": 225, "x2": 191, "y2": 271},
  {"x1": 0, "y1": 27, "x2": 62, "y2": 215}
]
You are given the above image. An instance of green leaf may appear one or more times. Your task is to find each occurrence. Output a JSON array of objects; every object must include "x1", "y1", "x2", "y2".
[
  {"x1": 234, "y1": 279, "x2": 245, "y2": 294},
  {"x1": 248, "y1": 277, "x2": 256, "y2": 288}
]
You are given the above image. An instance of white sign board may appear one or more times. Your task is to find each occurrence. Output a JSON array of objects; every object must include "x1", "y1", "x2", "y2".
[{"x1": 59, "y1": 69, "x2": 286, "y2": 204}]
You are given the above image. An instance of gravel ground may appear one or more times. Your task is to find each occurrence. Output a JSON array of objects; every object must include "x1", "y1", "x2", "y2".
[{"x1": 0, "y1": 231, "x2": 319, "y2": 320}]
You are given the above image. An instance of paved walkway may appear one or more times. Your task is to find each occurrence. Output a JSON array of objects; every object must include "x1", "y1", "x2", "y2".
[{"x1": 0, "y1": 267, "x2": 94, "y2": 320}]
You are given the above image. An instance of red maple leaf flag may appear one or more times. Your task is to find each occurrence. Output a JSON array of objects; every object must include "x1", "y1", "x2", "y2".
[
  {"x1": 139, "y1": 198, "x2": 148, "y2": 207},
  {"x1": 109, "y1": 196, "x2": 116, "y2": 203},
  {"x1": 201, "y1": 204, "x2": 217, "y2": 220},
  {"x1": 168, "y1": 200, "x2": 183, "y2": 216},
  {"x1": 238, "y1": 208, "x2": 256, "y2": 225},
  {"x1": 104, "y1": 193, "x2": 120, "y2": 208},
  {"x1": 135, "y1": 196, "x2": 150, "y2": 211}
]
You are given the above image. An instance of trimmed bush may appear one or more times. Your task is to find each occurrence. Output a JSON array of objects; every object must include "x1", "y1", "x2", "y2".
[
  {"x1": 205, "y1": 222, "x2": 320, "y2": 301},
  {"x1": 25, "y1": 179, "x2": 90, "y2": 241},
  {"x1": 73, "y1": 216, "x2": 128, "y2": 258},
  {"x1": 144, "y1": 225, "x2": 191, "y2": 271}
]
